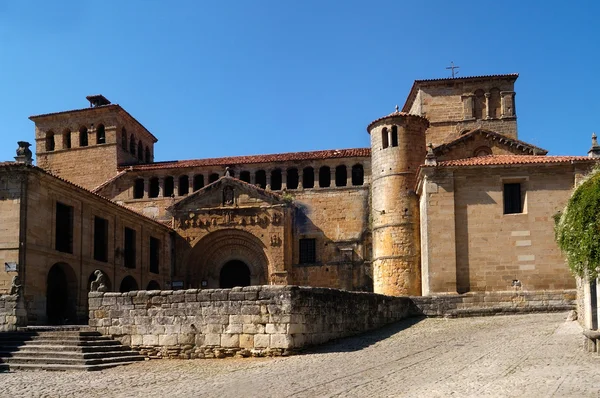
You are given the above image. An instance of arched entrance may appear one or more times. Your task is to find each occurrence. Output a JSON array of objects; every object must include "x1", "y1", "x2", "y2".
[
  {"x1": 147, "y1": 280, "x2": 161, "y2": 290},
  {"x1": 46, "y1": 263, "x2": 78, "y2": 325},
  {"x1": 186, "y1": 229, "x2": 270, "y2": 289},
  {"x1": 120, "y1": 276, "x2": 139, "y2": 293},
  {"x1": 220, "y1": 260, "x2": 251, "y2": 288}
]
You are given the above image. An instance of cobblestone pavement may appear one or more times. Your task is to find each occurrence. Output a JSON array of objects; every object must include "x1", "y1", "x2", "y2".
[{"x1": 2, "y1": 312, "x2": 599, "y2": 398}]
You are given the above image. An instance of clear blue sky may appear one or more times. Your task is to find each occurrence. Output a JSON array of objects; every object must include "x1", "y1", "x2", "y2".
[{"x1": 0, "y1": 1, "x2": 598, "y2": 163}]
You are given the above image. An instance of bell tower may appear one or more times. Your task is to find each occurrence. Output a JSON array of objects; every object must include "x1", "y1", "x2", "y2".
[{"x1": 367, "y1": 107, "x2": 429, "y2": 296}]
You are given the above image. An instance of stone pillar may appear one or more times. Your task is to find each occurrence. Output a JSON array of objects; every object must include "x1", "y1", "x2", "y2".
[
  {"x1": 281, "y1": 169, "x2": 288, "y2": 190},
  {"x1": 158, "y1": 177, "x2": 164, "y2": 197},
  {"x1": 330, "y1": 168, "x2": 336, "y2": 188},
  {"x1": 266, "y1": 171, "x2": 271, "y2": 191},
  {"x1": 461, "y1": 94, "x2": 475, "y2": 120},
  {"x1": 188, "y1": 174, "x2": 194, "y2": 192},
  {"x1": 484, "y1": 92, "x2": 491, "y2": 119},
  {"x1": 144, "y1": 178, "x2": 150, "y2": 199},
  {"x1": 345, "y1": 166, "x2": 352, "y2": 187},
  {"x1": 250, "y1": 172, "x2": 256, "y2": 185},
  {"x1": 298, "y1": 169, "x2": 304, "y2": 190},
  {"x1": 173, "y1": 177, "x2": 179, "y2": 197}
]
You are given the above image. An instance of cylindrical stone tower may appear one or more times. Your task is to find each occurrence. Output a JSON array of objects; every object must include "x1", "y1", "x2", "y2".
[{"x1": 367, "y1": 108, "x2": 429, "y2": 296}]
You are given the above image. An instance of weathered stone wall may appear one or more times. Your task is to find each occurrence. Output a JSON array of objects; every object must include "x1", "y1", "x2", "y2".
[
  {"x1": 88, "y1": 286, "x2": 414, "y2": 358},
  {"x1": 411, "y1": 290, "x2": 576, "y2": 318},
  {"x1": 0, "y1": 294, "x2": 27, "y2": 331}
]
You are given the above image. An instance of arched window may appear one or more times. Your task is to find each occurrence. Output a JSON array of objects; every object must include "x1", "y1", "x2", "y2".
[
  {"x1": 79, "y1": 126, "x2": 88, "y2": 147},
  {"x1": 193, "y1": 174, "x2": 204, "y2": 191},
  {"x1": 381, "y1": 127, "x2": 389, "y2": 149},
  {"x1": 335, "y1": 165, "x2": 347, "y2": 187},
  {"x1": 391, "y1": 126, "x2": 398, "y2": 147},
  {"x1": 319, "y1": 166, "x2": 331, "y2": 188},
  {"x1": 209, "y1": 173, "x2": 219, "y2": 183},
  {"x1": 271, "y1": 169, "x2": 282, "y2": 190},
  {"x1": 129, "y1": 134, "x2": 136, "y2": 155},
  {"x1": 303, "y1": 167, "x2": 314, "y2": 189},
  {"x1": 121, "y1": 128, "x2": 127, "y2": 150},
  {"x1": 489, "y1": 88, "x2": 501, "y2": 118},
  {"x1": 255, "y1": 170, "x2": 266, "y2": 188},
  {"x1": 240, "y1": 171, "x2": 251, "y2": 183},
  {"x1": 96, "y1": 124, "x2": 106, "y2": 144},
  {"x1": 145, "y1": 147, "x2": 151, "y2": 163},
  {"x1": 149, "y1": 177, "x2": 159, "y2": 198},
  {"x1": 62, "y1": 129, "x2": 71, "y2": 149},
  {"x1": 119, "y1": 276, "x2": 138, "y2": 293},
  {"x1": 133, "y1": 178, "x2": 145, "y2": 199},
  {"x1": 164, "y1": 176, "x2": 174, "y2": 197},
  {"x1": 45, "y1": 131, "x2": 55, "y2": 152},
  {"x1": 351, "y1": 164, "x2": 364, "y2": 186},
  {"x1": 147, "y1": 280, "x2": 160, "y2": 290},
  {"x1": 178, "y1": 175, "x2": 189, "y2": 196},
  {"x1": 287, "y1": 168, "x2": 299, "y2": 189},
  {"x1": 474, "y1": 89, "x2": 485, "y2": 120},
  {"x1": 137, "y1": 141, "x2": 143, "y2": 161}
]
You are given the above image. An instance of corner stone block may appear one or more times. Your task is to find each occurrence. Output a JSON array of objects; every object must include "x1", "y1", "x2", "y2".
[
  {"x1": 254, "y1": 334, "x2": 270, "y2": 348},
  {"x1": 270, "y1": 334, "x2": 292, "y2": 349},
  {"x1": 221, "y1": 333, "x2": 240, "y2": 348},
  {"x1": 142, "y1": 334, "x2": 159, "y2": 345}
]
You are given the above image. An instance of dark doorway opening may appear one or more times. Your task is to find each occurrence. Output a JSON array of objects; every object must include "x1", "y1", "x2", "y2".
[
  {"x1": 46, "y1": 263, "x2": 77, "y2": 325},
  {"x1": 219, "y1": 260, "x2": 251, "y2": 288},
  {"x1": 147, "y1": 280, "x2": 161, "y2": 290},
  {"x1": 120, "y1": 275, "x2": 139, "y2": 293}
]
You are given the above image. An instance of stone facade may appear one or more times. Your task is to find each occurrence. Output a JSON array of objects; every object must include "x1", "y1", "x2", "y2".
[{"x1": 88, "y1": 286, "x2": 414, "y2": 358}]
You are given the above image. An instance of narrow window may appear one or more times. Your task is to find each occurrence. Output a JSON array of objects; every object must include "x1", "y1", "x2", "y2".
[
  {"x1": 96, "y1": 124, "x2": 106, "y2": 144},
  {"x1": 79, "y1": 127, "x2": 88, "y2": 147},
  {"x1": 391, "y1": 126, "x2": 398, "y2": 147},
  {"x1": 55, "y1": 202, "x2": 74, "y2": 253},
  {"x1": 164, "y1": 176, "x2": 174, "y2": 197},
  {"x1": 133, "y1": 178, "x2": 144, "y2": 199},
  {"x1": 193, "y1": 174, "x2": 204, "y2": 191},
  {"x1": 381, "y1": 127, "x2": 389, "y2": 149},
  {"x1": 209, "y1": 173, "x2": 219, "y2": 183},
  {"x1": 93, "y1": 216, "x2": 109, "y2": 262},
  {"x1": 287, "y1": 168, "x2": 299, "y2": 189},
  {"x1": 351, "y1": 164, "x2": 364, "y2": 186},
  {"x1": 303, "y1": 167, "x2": 314, "y2": 188},
  {"x1": 121, "y1": 128, "x2": 127, "y2": 150},
  {"x1": 149, "y1": 237, "x2": 160, "y2": 274},
  {"x1": 503, "y1": 183, "x2": 523, "y2": 214},
  {"x1": 124, "y1": 227, "x2": 136, "y2": 269},
  {"x1": 271, "y1": 169, "x2": 282, "y2": 190},
  {"x1": 178, "y1": 175, "x2": 189, "y2": 196},
  {"x1": 62, "y1": 130, "x2": 71, "y2": 149},
  {"x1": 335, "y1": 165, "x2": 347, "y2": 187},
  {"x1": 129, "y1": 134, "x2": 136, "y2": 155},
  {"x1": 45, "y1": 132, "x2": 55, "y2": 151},
  {"x1": 240, "y1": 171, "x2": 251, "y2": 183},
  {"x1": 319, "y1": 166, "x2": 331, "y2": 188},
  {"x1": 149, "y1": 177, "x2": 159, "y2": 198},
  {"x1": 255, "y1": 170, "x2": 266, "y2": 188},
  {"x1": 137, "y1": 141, "x2": 143, "y2": 161},
  {"x1": 299, "y1": 238, "x2": 316, "y2": 264},
  {"x1": 145, "y1": 146, "x2": 151, "y2": 163}
]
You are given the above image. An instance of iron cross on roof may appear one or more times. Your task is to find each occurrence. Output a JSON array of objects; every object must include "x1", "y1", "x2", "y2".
[{"x1": 446, "y1": 61, "x2": 460, "y2": 78}]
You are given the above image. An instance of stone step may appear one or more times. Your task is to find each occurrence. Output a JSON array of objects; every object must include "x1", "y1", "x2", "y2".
[
  {"x1": 0, "y1": 348, "x2": 137, "y2": 358},
  {"x1": 0, "y1": 354, "x2": 144, "y2": 366},
  {"x1": 0, "y1": 333, "x2": 108, "y2": 341},
  {"x1": 5, "y1": 361, "x2": 143, "y2": 372},
  {"x1": 0, "y1": 339, "x2": 121, "y2": 346},
  {"x1": 0, "y1": 344, "x2": 132, "y2": 353}
]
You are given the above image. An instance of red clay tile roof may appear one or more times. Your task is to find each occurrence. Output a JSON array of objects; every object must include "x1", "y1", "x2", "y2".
[
  {"x1": 433, "y1": 129, "x2": 548, "y2": 156},
  {"x1": 429, "y1": 155, "x2": 595, "y2": 167},
  {"x1": 366, "y1": 110, "x2": 429, "y2": 132},
  {"x1": 118, "y1": 148, "x2": 371, "y2": 171}
]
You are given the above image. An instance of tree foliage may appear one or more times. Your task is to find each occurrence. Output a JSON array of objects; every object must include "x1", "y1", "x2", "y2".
[{"x1": 555, "y1": 168, "x2": 600, "y2": 279}]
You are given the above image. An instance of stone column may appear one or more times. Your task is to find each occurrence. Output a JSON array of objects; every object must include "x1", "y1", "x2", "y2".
[
  {"x1": 265, "y1": 171, "x2": 271, "y2": 191},
  {"x1": 484, "y1": 92, "x2": 491, "y2": 119},
  {"x1": 250, "y1": 171, "x2": 256, "y2": 185},
  {"x1": 330, "y1": 168, "x2": 336, "y2": 188},
  {"x1": 281, "y1": 169, "x2": 288, "y2": 190},
  {"x1": 314, "y1": 168, "x2": 320, "y2": 189},
  {"x1": 298, "y1": 169, "x2": 303, "y2": 190},
  {"x1": 158, "y1": 177, "x2": 164, "y2": 197},
  {"x1": 346, "y1": 166, "x2": 352, "y2": 186},
  {"x1": 144, "y1": 177, "x2": 150, "y2": 199},
  {"x1": 173, "y1": 177, "x2": 179, "y2": 197},
  {"x1": 188, "y1": 174, "x2": 194, "y2": 192},
  {"x1": 500, "y1": 91, "x2": 516, "y2": 118}
]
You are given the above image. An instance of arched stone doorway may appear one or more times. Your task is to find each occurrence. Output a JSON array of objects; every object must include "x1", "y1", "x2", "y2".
[
  {"x1": 186, "y1": 229, "x2": 269, "y2": 289},
  {"x1": 147, "y1": 280, "x2": 161, "y2": 290},
  {"x1": 46, "y1": 263, "x2": 78, "y2": 325},
  {"x1": 220, "y1": 260, "x2": 251, "y2": 288},
  {"x1": 120, "y1": 276, "x2": 139, "y2": 293}
]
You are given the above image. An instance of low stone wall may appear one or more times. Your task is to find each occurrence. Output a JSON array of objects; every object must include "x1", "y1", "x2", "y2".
[
  {"x1": 411, "y1": 290, "x2": 576, "y2": 318},
  {"x1": 0, "y1": 294, "x2": 27, "y2": 331},
  {"x1": 88, "y1": 286, "x2": 414, "y2": 358}
]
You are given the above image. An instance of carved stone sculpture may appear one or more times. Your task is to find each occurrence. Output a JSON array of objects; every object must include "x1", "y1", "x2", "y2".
[
  {"x1": 90, "y1": 270, "x2": 108, "y2": 292},
  {"x1": 9, "y1": 276, "x2": 22, "y2": 295}
]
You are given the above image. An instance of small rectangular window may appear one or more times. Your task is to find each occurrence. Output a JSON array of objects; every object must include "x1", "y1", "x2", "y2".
[
  {"x1": 149, "y1": 237, "x2": 160, "y2": 274},
  {"x1": 503, "y1": 183, "x2": 523, "y2": 214},
  {"x1": 55, "y1": 202, "x2": 74, "y2": 253},
  {"x1": 93, "y1": 216, "x2": 109, "y2": 262},
  {"x1": 124, "y1": 227, "x2": 136, "y2": 268},
  {"x1": 299, "y1": 238, "x2": 316, "y2": 264}
]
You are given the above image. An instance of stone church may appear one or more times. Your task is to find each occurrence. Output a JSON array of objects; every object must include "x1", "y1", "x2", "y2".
[{"x1": 1, "y1": 73, "x2": 595, "y2": 325}]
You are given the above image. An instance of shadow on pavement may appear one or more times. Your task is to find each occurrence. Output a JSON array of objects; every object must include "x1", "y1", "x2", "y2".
[{"x1": 299, "y1": 316, "x2": 425, "y2": 355}]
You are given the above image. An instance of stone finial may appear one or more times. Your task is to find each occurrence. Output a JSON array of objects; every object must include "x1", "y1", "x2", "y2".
[
  {"x1": 225, "y1": 167, "x2": 231, "y2": 177},
  {"x1": 588, "y1": 133, "x2": 600, "y2": 158},
  {"x1": 15, "y1": 141, "x2": 32, "y2": 165},
  {"x1": 425, "y1": 143, "x2": 437, "y2": 166}
]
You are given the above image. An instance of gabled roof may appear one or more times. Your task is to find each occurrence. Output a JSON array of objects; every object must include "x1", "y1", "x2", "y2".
[
  {"x1": 402, "y1": 73, "x2": 519, "y2": 112},
  {"x1": 119, "y1": 148, "x2": 371, "y2": 172},
  {"x1": 427, "y1": 155, "x2": 595, "y2": 168},
  {"x1": 167, "y1": 175, "x2": 287, "y2": 214},
  {"x1": 433, "y1": 129, "x2": 547, "y2": 156}
]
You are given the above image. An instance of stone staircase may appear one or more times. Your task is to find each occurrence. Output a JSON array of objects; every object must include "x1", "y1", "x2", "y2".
[{"x1": 0, "y1": 326, "x2": 145, "y2": 371}]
